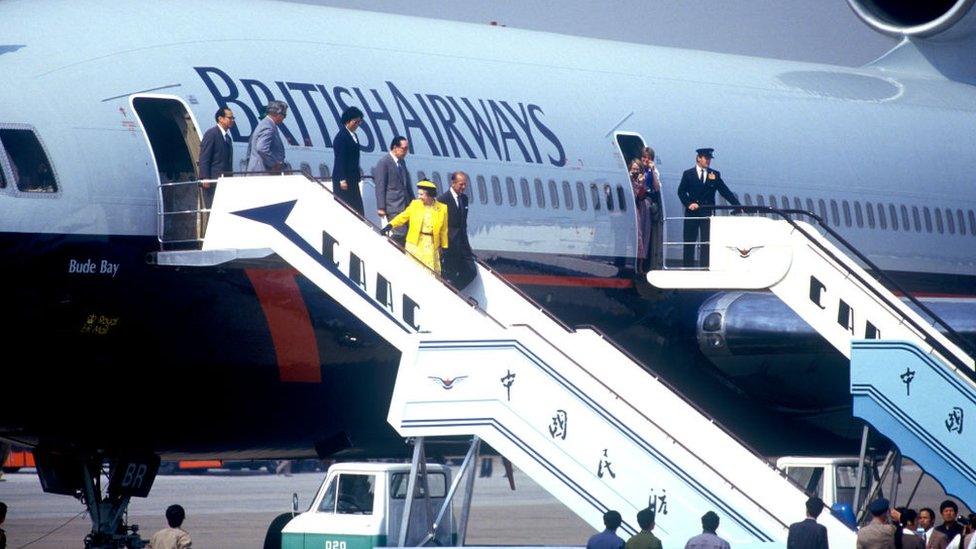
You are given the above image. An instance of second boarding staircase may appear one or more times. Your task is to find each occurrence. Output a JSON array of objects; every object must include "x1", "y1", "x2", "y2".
[
  {"x1": 648, "y1": 211, "x2": 976, "y2": 507},
  {"x1": 158, "y1": 176, "x2": 856, "y2": 547}
]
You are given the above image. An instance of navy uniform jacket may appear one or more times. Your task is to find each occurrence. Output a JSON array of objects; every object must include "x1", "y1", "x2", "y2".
[
  {"x1": 587, "y1": 530, "x2": 625, "y2": 549},
  {"x1": 437, "y1": 189, "x2": 472, "y2": 258},
  {"x1": 198, "y1": 125, "x2": 233, "y2": 179},
  {"x1": 331, "y1": 129, "x2": 361, "y2": 189},
  {"x1": 677, "y1": 167, "x2": 740, "y2": 215},
  {"x1": 787, "y1": 518, "x2": 829, "y2": 549}
]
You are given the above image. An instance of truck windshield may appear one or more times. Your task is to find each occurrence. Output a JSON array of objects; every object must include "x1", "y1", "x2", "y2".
[
  {"x1": 835, "y1": 464, "x2": 871, "y2": 508},
  {"x1": 390, "y1": 472, "x2": 447, "y2": 499}
]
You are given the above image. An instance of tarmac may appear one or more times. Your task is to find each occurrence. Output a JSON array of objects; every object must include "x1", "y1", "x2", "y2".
[{"x1": 0, "y1": 459, "x2": 966, "y2": 548}]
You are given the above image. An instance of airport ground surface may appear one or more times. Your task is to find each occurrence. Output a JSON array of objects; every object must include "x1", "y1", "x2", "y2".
[{"x1": 0, "y1": 460, "x2": 966, "y2": 548}]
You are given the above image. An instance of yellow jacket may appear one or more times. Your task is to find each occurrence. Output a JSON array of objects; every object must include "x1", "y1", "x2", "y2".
[{"x1": 389, "y1": 199, "x2": 449, "y2": 249}]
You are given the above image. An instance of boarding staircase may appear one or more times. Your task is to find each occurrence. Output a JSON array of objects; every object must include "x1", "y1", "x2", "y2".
[
  {"x1": 156, "y1": 175, "x2": 856, "y2": 548},
  {"x1": 648, "y1": 207, "x2": 976, "y2": 508}
]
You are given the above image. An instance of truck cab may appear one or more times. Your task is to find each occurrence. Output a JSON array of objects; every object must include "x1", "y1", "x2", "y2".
[
  {"x1": 282, "y1": 462, "x2": 455, "y2": 549},
  {"x1": 777, "y1": 456, "x2": 873, "y2": 527}
]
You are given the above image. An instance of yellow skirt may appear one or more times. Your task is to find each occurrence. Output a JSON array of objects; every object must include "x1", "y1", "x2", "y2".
[{"x1": 406, "y1": 234, "x2": 441, "y2": 275}]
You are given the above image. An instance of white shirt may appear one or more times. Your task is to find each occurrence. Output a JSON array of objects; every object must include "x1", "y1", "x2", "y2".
[
  {"x1": 697, "y1": 165, "x2": 708, "y2": 182},
  {"x1": 348, "y1": 128, "x2": 358, "y2": 144},
  {"x1": 218, "y1": 126, "x2": 230, "y2": 140},
  {"x1": 450, "y1": 187, "x2": 461, "y2": 208}
]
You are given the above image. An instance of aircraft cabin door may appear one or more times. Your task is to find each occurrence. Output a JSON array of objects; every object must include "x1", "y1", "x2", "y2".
[
  {"x1": 613, "y1": 132, "x2": 663, "y2": 272},
  {"x1": 131, "y1": 95, "x2": 204, "y2": 248}
]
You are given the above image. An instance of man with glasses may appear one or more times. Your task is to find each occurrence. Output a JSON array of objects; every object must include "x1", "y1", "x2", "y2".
[
  {"x1": 373, "y1": 135, "x2": 413, "y2": 244},
  {"x1": 199, "y1": 107, "x2": 235, "y2": 180},
  {"x1": 245, "y1": 100, "x2": 287, "y2": 173}
]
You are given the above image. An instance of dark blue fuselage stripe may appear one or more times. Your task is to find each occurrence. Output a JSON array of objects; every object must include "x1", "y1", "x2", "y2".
[{"x1": 416, "y1": 339, "x2": 775, "y2": 541}]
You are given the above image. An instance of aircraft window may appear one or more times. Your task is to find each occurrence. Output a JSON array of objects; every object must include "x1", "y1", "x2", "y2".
[
  {"x1": 865, "y1": 202, "x2": 875, "y2": 228},
  {"x1": 616, "y1": 185, "x2": 627, "y2": 212},
  {"x1": 0, "y1": 128, "x2": 59, "y2": 193},
  {"x1": 602, "y1": 184, "x2": 612, "y2": 211},
  {"x1": 969, "y1": 210, "x2": 976, "y2": 236},
  {"x1": 491, "y1": 176, "x2": 502, "y2": 205},
  {"x1": 319, "y1": 163, "x2": 330, "y2": 180},
  {"x1": 888, "y1": 204, "x2": 897, "y2": 231},
  {"x1": 282, "y1": 162, "x2": 293, "y2": 171},
  {"x1": 576, "y1": 181, "x2": 588, "y2": 211},
  {"x1": 588, "y1": 183, "x2": 602, "y2": 211},
  {"x1": 299, "y1": 162, "x2": 312, "y2": 177},
  {"x1": 956, "y1": 209, "x2": 966, "y2": 235},
  {"x1": 899, "y1": 205, "x2": 909, "y2": 231},
  {"x1": 431, "y1": 171, "x2": 442, "y2": 192},
  {"x1": 935, "y1": 208, "x2": 946, "y2": 234},
  {"x1": 547, "y1": 179, "x2": 559, "y2": 209},
  {"x1": 562, "y1": 181, "x2": 573, "y2": 210},
  {"x1": 946, "y1": 208, "x2": 955, "y2": 234},
  {"x1": 769, "y1": 195, "x2": 778, "y2": 210},
  {"x1": 912, "y1": 206, "x2": 921, "y2": 232},
  {"x1": 476, "y1": 175, "x2": 488, "y2": 205},
  {"x1": 505, "y1": 176, "x2": 517, "y2": 207},
  {"x1": 519, "y1": 178, "x2": 531, "y2": 207},
  {"x1": 793, "y1": 197, "x2": 802, "y2": 211},
  {"x1": 923, "y1": 207, "x2": 932, "y2": 232},
  {"x1": 417, "y1": 171, "x2": 427, "y2": 183},
  {"x1": 818, "y1": 199, "x2": 827, "y2": 223},
  {"x1": 876, "y1": 203, "x2": 886, "y2": 230},
  {"x1": 805, "y1": 198, "x2": 815, "y2": 218},
  {"x1": 335, "y1": 473, "x2": 376, "y2": 515},
  {"x1": 782, "y1": 196, "x2": 791, "y2": 212},
  {"x1": 239, "y1": 158, "x2": 249, "y2": 172},
  {"x1": 842, "y1": 200, "x2": 852, "y2": 227},
  {"x1": 756, "y1": 194, "x2": 765, "y2": 208},
  {"x1": 830, "y1": 200, "x2": 840, "y2": 226},
  {"x1": 743, "y1": 193, "x2": 753, "y2": 206},
  {"x1": 853, "y1": 201, "x2": 864, "y2": 228},
  {"x1": 534, "y1": 178, "x2": 546, "y2": 208},
  {"x1": 317, "y1": 475, "x2": 339, "y2": 513}
]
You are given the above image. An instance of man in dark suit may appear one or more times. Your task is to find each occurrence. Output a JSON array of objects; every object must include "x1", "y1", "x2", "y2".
[
  {"x1": 198, "y1": 107, "x2": 235, "y2": 180},
  {"x1": 787, "y1": 497, "x2": 829, "y2": 549},
  {"x1": 373, "y1": 135, "x2": 413, "y2": 244},
  {"x1": 332, "y1": 106, "x2": 365, "y2": 216},
  {"x1": 437, "y1": 171, "x2": 477, "y2": 289},
  {"x1": 677, "y1": 147, "x2": 740, "y2": 268}
]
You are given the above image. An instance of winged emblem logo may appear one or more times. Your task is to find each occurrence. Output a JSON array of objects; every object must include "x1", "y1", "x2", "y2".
[
  {"x1": 728, "y1": 245, "x2": 764, "y2": 258},
  {"x1": 428, "y1": 375, "x2": 469, "y2": 390}
]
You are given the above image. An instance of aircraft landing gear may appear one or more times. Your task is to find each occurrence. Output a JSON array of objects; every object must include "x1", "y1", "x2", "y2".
[{"x1": 33, "y1": 449, "x2": 160, "y2": 548}]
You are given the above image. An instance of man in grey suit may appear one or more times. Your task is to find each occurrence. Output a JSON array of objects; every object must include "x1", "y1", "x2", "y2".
[
  {"x1": 245, "y1": 100, "x2": 287, "y2": 173},
  {"x1": 373, "y1": 135, "x2": 413, "y2": 245}
]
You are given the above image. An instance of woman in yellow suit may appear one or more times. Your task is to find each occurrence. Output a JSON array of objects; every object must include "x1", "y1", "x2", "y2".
[{"x1": 383, "y1": 180, "x2": 448, "y2": 274}]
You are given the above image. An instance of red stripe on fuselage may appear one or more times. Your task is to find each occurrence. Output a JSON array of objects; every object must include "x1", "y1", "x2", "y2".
[
  {"x1": 501, "y1": 274, "x2": 635, "y2": 288},
  {"x1": 246, "y1": 269, "x2": 321, "y2": 383}
]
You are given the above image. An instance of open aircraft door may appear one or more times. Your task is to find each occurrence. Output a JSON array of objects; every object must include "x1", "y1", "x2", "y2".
[
  {"x1": 131, "y1": 95, "x2": 204, "y2": 248},
  {"x1": 613, "y1": 131, "x2": 664, "y2": 271}
]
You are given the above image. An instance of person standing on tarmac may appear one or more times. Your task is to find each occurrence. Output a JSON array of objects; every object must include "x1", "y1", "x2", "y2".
[
  {"x1": 587, "y1": 510, "x2": 625, "y2": 549},
  {"x1": 625, "y1": 508, "x2": 662, "y2": 549},
  {"x1": 685, "y1": 511, "x2": 730, "y2": 549},
  {"x1": 148, "y1": 504, "x2": 192, "y2": 549}
]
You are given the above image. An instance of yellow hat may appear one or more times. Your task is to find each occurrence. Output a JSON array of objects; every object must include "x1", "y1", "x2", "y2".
[{"x1": 417, "y1": 180, "x2": 437, "y2": 191}]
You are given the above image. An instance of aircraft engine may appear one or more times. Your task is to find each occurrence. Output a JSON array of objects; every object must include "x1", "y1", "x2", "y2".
[{"x1": 847, "y1": 0, "x2": 976, "y2": 40}]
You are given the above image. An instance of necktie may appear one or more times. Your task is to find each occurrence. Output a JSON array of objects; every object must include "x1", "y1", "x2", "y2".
[
  {"x1": 224, "y1": 133, "x2": 232, "y2": 146},
  {"x1": 700, "y1": 169, "x2": 705, "y2": 184}
]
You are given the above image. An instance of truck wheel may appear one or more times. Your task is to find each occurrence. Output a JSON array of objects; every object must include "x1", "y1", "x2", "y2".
[{"x1": 263, "y1": 512, "x2": 293, "y2": 549}]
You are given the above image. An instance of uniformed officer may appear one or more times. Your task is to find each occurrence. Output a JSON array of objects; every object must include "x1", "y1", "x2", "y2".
[{"x1": 676, "y1": 148, "x2": 740, "y2": 268}]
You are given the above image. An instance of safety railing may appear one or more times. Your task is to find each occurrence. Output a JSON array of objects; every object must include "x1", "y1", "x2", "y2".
[{"x1": 678, "y1": 204, "x2": 976, "y2": 374}]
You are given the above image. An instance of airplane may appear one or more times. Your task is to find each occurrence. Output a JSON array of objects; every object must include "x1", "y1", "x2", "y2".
[{"x1": 1, "y1": 0, "x2": 975, "y2": 540}]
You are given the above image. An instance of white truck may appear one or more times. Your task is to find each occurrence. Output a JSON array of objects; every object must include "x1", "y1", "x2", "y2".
[
  {"x1": 777, "y1": 456, "x2": 873, "y2": 527},
  {"x1": 281, "y1": 462, "x2": 456, "y2": 549}
]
